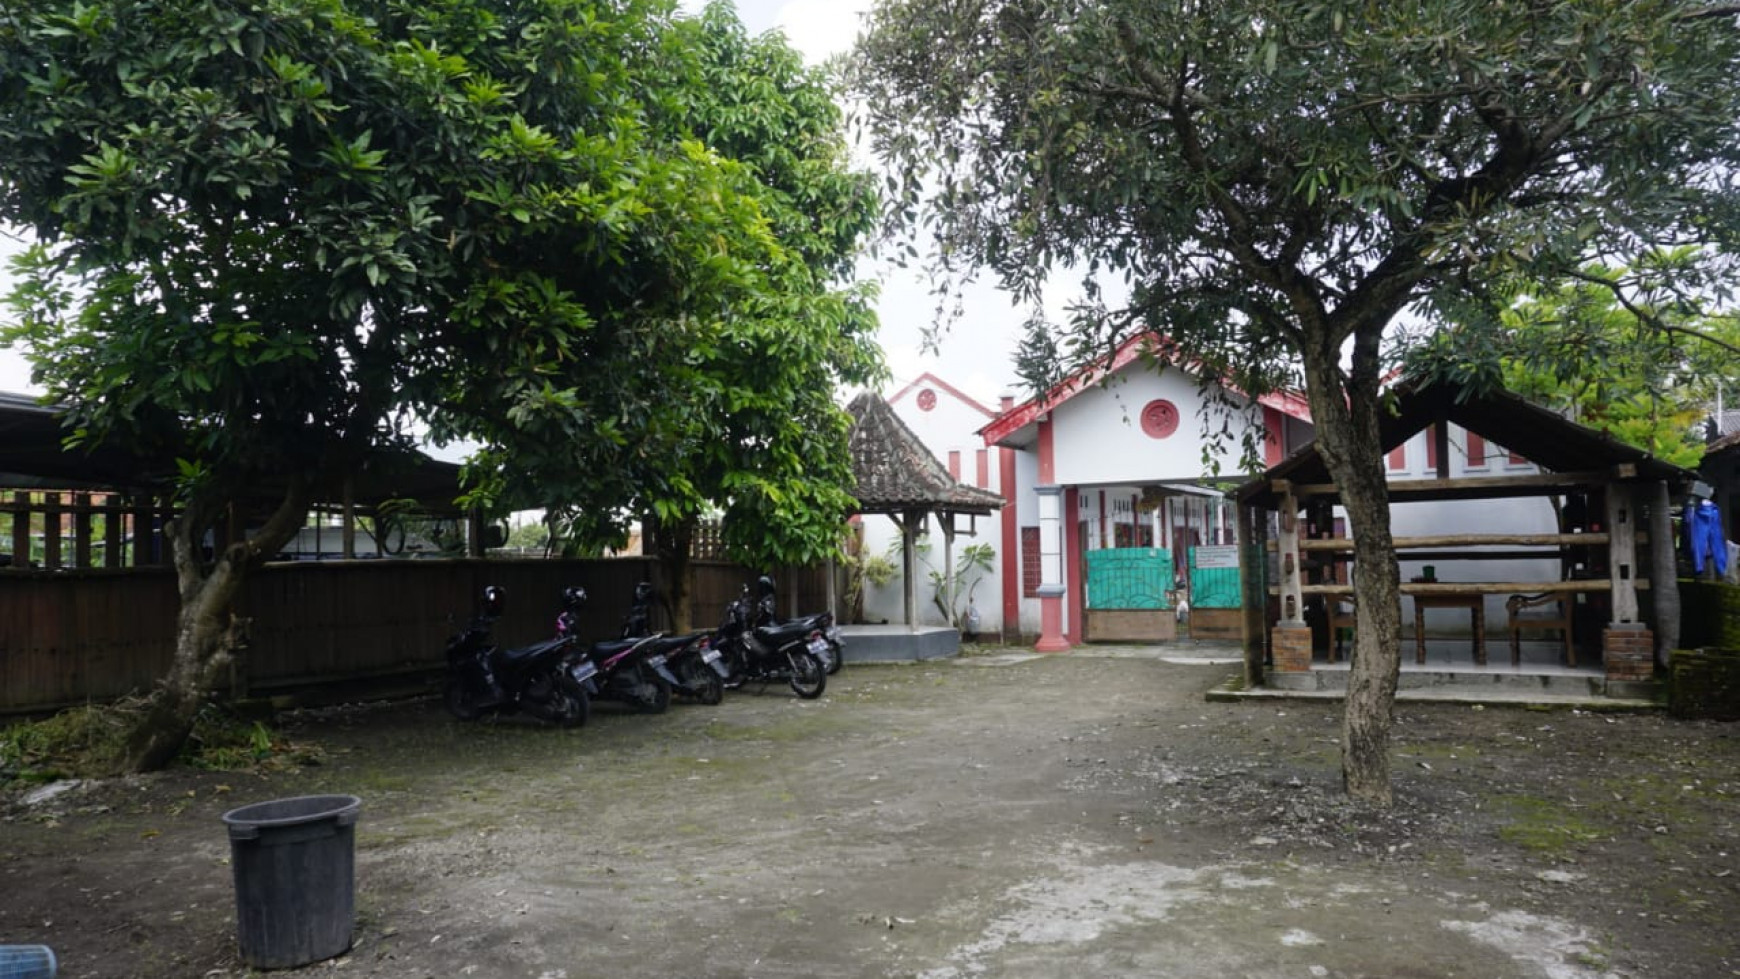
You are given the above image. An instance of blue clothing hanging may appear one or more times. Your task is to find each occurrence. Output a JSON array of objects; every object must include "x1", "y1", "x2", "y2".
[{"x1": 1688, "y1": 500, "x2": 1727, "y2": 576}]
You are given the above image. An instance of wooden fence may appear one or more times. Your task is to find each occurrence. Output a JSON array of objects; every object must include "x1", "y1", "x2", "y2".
[
  {"x1": 1, "y1": 490, "x2": 173, "y2": 570},
  {"x1": 0, "y1": 557, "x2": 830, "y2": 716}
]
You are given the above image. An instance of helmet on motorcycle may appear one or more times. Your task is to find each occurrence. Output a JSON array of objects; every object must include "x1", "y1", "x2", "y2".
[
  {"x1": 482, "y1": 585, "x2": 507, "y2": 618},
  {"x1": 633, "y1": 581, "x2": 654, "y2": 604},
  {"x1": 756, "y1": 575, "x2": 776, "y2": 598},
  {"x1": 561, "y1": 586, "x2": 587, "y2": 609}
]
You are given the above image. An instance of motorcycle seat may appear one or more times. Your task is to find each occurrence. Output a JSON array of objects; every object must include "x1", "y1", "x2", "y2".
[
  {"x1": 648, "y1": 631, "x2": 709, "y2": 655},
  {"x1": 587, "y1": 638, "x2": 640, "y2": 661},
  {"x1": 496, "y1": 637, "x2": 569, "y2": 667},
  {"x1": 754, "y1": 620, "x2": 817, "y2": 646}
]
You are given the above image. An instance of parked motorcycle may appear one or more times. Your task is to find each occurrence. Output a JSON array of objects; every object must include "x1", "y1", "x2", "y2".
[
  {"x1": 715, "y1": 583, "x2": 827, "y2": 699},
  {"x1": 750, "y1": 575, "x2": 844, "y2": 675},
  {"x1": 620, "y1": 582, "x2": 727, "y2": 706},
  {"x1": 444, "y1": 585, "x2": 592, "y2": 727},
  {"x1": 557, "y1": 586, "x2": 673, "y2": 714}
]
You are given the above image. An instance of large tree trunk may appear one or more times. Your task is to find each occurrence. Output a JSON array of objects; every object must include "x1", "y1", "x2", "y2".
[
  {"x1": 120, "y1": 479, "x2": 312, "y2": 773},
  {"x1": 651, "y1": 514, "x2": 696, "y2": 632},
  {"x1": 1300, "y1": 339, "x2": 1402, "y2": 806}
]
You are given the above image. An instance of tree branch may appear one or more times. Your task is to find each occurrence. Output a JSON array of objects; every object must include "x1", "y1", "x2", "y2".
[{"x1": 1562, "y1": 266, "x2": 1740, "y2": 358}]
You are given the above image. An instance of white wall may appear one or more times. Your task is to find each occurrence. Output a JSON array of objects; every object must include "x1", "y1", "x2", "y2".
[
  {"x1": 858, "y1": 379, "x2": 1008, "y2": 633},
  {"x1": 1050, "y1": 370, "x2": 1262, "y2": 486},
  {"x1": 1358, "y1": 425, "x2": 1558, "y2": 631}
]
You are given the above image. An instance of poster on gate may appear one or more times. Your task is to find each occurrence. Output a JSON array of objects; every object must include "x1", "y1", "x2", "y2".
[{"x1": 1192, "y1": 545, "x2": 1240, "y2": 570}]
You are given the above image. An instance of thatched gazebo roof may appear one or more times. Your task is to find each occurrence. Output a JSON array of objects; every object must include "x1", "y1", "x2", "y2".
[
  {"x1": 846, "y1": 391, "x2": 1003, "y2": 632},
  {"x1": 846, "y1": 391, "x2": 1003, "y2": 516}
]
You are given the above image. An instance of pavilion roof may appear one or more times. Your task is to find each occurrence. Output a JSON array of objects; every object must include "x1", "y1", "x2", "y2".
[
  {"x1": 1234, "y1": 378, "x2": 1698, "y2": 509},
  {"x1": 847, "y1": 392, "x2": 1004, "y2": 516}
]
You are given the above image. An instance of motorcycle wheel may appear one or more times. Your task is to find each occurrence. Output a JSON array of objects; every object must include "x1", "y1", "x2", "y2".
[
  {"x1": 625, "y1": 664, "x2": 673, "y2": 714},
  {"x1": 552, "y1": 672, "x2": 591, "y2": 728},
  {"x1": 680, "y1": 658, "x2": 725, "y2": 706},
  {"x1": 444, "y1": 678, "x2": 483, "y2": 721},
  {"x1": 787, "y1": 650, "x2": 826, "y2": 699},
  {"x1": 824, "y1": 639, "x2": 844, "y2": 675}
]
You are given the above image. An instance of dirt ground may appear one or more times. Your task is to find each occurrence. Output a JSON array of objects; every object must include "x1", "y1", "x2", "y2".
[{"x1": 3, "y1": 646, "x2": 1738, "y2": 979}]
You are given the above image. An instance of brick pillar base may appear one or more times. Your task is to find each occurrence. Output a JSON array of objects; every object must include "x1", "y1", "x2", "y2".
[
  {"x1": 1272, "y1": 623, "x2": 1313, "y2": 673},
  {"x1": 1604, "y1": 625, "x2": 1656, "y2": 682}
]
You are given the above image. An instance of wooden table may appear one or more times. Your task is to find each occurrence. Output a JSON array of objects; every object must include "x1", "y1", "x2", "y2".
[{"x1": 1411, "y1": 593, "x2": 1486, "y2": 665}]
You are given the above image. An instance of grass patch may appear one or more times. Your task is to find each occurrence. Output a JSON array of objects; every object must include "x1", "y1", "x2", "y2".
[
  {"x1": 1492, "y1": 794, "x2": 1606, "y2": 854},
  {"x1": 0, "y1": 701, "x2": 323, "y2": 785}
]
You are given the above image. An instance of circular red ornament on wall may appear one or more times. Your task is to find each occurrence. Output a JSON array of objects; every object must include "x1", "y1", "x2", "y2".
[
  {"x1": 1140, "y1": 399, "x2": 1180, "y2": 439},
  {"x1": 917, "y1": 388, "x2": 937, "y2": 411}
]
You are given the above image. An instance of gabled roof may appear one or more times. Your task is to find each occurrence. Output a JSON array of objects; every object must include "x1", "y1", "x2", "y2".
[
  {"x1": 847, "y1": 392, "x2": 1004, "y2": 516},
  {"x1": 887, "y1": 372, "x2": 999, "y2": 419},
  {"x1": 979, "y1": 333, "x2": 1313, "y2": 448},
  {"x1": 1234, "y1": 378, "x2": 1698, "y2": 508},
  {"x1": 1706, "y1": 428, "x2": 1740, "y2": 457}
]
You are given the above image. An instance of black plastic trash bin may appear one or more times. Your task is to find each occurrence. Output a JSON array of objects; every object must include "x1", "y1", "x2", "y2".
[{"x1": 222, "y1": 794, "x2": 361, "y2": 970}]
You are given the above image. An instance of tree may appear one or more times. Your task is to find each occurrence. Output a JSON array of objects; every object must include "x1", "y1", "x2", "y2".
[
  {"x1": 0, "y1": 0, "x2": 807, "y2": 770},
  {"x1": 853, "y1": 1, "x2": 1740, "y2": 804},
  {"x1": 1410, "y1": 250, "x2": 1740, "y2": 468},
  {"x1": 444, "y1": 2, "x2": 883, "y2": 630}
]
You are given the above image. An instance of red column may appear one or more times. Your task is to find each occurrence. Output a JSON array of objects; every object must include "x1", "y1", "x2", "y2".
[{"x1": 999, "y1": 442, "x2": 1019, "y2": 643}]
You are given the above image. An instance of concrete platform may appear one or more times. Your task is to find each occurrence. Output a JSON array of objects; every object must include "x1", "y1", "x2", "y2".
[
  {"x1": 1222, "y1": 639, "x2": 1660, "y2": 709},
  {"x1": 838, "y1": 624, "x2": 960, "y2": 663}
]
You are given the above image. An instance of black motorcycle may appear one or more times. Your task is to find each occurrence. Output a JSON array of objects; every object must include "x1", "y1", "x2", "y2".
[
  {"x1": 750, "y1": 575, "x2": 843, "y2": 675},
  {"x1": 621, "y1": 582, "x2": 727, "y2": 706},
  {"x1": 557, "y1": 587, "x2": 673, "y2": 714},
  {"x1": 444, "y1": 585, "x2": 591, "y2": 727},
  {"x1": 715, "y1": 584, "x2": 827, "y2": 699}
]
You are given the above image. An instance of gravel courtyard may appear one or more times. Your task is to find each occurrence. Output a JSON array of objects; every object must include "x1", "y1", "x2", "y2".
[{"x1": 3, "y1": 646, "x2": 1737, "y2": 978}]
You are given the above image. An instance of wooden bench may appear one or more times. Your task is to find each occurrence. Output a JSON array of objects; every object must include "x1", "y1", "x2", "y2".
[{"x1": 1506, "y1": 592, "x2": 1575, "y2": 666}]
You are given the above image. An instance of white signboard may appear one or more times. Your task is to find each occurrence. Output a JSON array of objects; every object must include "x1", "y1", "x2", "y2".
[{"x1": 1192, "y1": 545, "x2": 1240, "y2": 570}]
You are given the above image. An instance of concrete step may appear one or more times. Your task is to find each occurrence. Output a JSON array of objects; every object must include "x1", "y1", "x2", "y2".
[{"x1": 837, "y1": 624, "x2": 960, "y2": 663}]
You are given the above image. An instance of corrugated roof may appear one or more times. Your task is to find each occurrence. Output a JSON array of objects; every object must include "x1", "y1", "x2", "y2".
[
  {"x1": 847, "y1": 392, "x2": 1004, "y2": 515},
  {"x1": 0, "y1": 391, "x2": 465, "y2": 512}
]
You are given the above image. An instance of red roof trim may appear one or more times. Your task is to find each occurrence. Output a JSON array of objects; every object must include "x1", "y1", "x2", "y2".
[
  {"x1": 887, "y1": 372, "x2": 998, "y2": 419},
  {"x1": 979, "y1": 333, "x2": 1313, "y2": 446}
]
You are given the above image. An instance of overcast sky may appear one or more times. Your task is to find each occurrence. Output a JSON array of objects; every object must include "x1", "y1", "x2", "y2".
[{"x1": 0, "y1": 0, "x2": 1041, "y2": 409}]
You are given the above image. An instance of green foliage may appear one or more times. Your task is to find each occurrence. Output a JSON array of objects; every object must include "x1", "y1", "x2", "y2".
[
  {"x1": 854, "y1": 1, "x2": 1740, "y2": 402},
  {"x1": 505, "y1": 519, "x2": 551, "y2": 552},
  {"x1": 452, "y1": 1, "x2": 885, "y2": 571},
  {"x1": 0, "y1": 702, "x2": 317, "y2": 782},
  {"x1": 1410, "y1": 252, "x2": 1739, "y2": 468},
  {"x1": 927, "y1": 541, "x2": 996, "y2": 628}
]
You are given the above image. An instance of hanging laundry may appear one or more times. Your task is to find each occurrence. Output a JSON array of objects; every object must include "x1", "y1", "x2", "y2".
[{"x1": 1687, "y1": 499, "x2": 1728, "y2": 576}]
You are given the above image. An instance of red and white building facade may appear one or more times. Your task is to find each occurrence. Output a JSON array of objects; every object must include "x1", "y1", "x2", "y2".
[{"x1": 868, "y1": 343, "x2": 1556, "y2": 650}]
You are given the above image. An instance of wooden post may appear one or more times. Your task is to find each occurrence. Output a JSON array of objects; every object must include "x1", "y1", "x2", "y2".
[
  {"x1": 467, "y1": 507, "x2": 485, "y2": 558},
  {"x1": 103, "y1": 494, "x2": 122, "y2": 568},
  {"x1": 10, "y1": 491, "x2": 28, "y2": 568},
  {"x1": 342, "y1": 477, "x2": 356, "y2": 559},
  {"x1": 73, "y1": 492, "x2": 92, "y2": 570},
  {"x1": 941, "y1": 513, "x2": 957, "y2": 628},
  {"x1": 41, "y1": 492, "x2": 62, "y2": 570},
  {"x1": 1606, "y1": 483, "x2": 1639, "y2": 625},
  {"x1": 1433, "y1": 421, "x2": 1450, "y2": 479},
  {"x1": 1277, "y1": 487, "x2": 1303, "y2": 625},
  {"x1": 902, "y1": 509, "x2": 920, "y2": 631},
  {"x1": 1648, "y1": 481, "x2": 1680, "y2": 666},
  {"x1": 1238, "y1": 502, "x2": 1268, "y2": 688}
]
